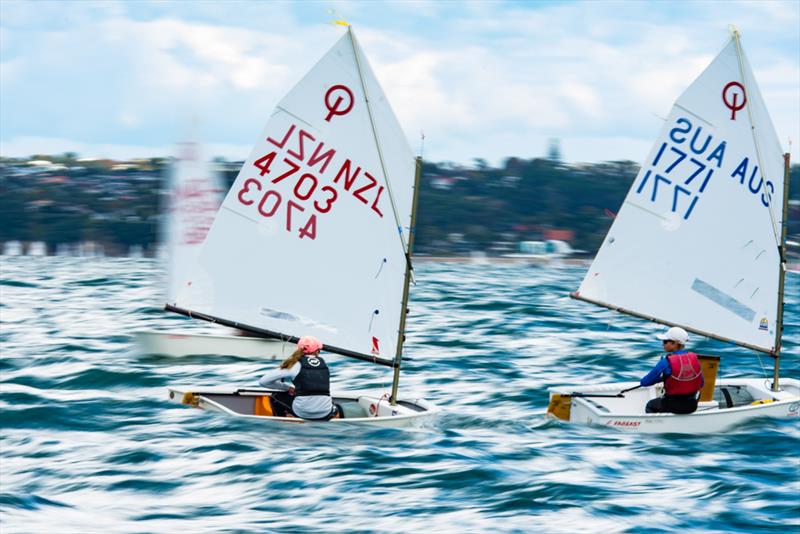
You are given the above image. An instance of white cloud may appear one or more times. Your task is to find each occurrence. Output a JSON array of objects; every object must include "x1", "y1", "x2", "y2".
[
  {"x1": 118, "y1": 111, "x2": 140, "y2": 127},
  {"x1": 559, "y1": 83, "x2": 605, "y2": 120},
  {"x1": 0, "y1": 0, "x2": 797, "y2": 165}
]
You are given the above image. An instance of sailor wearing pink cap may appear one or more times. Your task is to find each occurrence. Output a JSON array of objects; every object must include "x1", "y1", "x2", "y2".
[{"x1": 258, "y1": 336, "x2": 338, "y2": 420}]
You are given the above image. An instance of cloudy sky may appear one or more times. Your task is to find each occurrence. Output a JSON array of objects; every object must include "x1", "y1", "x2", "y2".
[{"x1": 1, "y1": 0, "x2": 798, "y2": 165}]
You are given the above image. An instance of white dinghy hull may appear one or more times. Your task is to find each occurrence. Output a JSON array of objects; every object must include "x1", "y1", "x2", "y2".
[
  {"x1": 134, "y1": 331, "x2": 291, "y2": 359},
  {"x1": 168, "y1": 386, "x2": 437, "y2": 429},
  {"x1": 548, "y1": 378, "x2": 800, "y2": 434}
]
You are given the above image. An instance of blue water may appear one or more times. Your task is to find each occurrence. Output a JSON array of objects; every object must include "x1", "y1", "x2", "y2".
[{"x1": 1, "y1": 257, "x2": 798, "y2": 533}]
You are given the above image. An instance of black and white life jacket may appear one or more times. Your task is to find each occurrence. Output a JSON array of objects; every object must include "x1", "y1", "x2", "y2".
[{"x1": 293, "y1": 355, "x2": 330, "y2": 397}]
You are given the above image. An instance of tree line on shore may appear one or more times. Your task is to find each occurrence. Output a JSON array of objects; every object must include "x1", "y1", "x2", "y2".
[{"x1": 1, "y1": 154, "x2": 798, "y2": 257}]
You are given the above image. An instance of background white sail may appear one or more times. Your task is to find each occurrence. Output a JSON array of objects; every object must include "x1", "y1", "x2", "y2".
[
  {"x1": 173, "y1": 30, "x2": 415, "y2": 359},
  {"x1": 164, "y1": 142, "x2": 224, "y2": 302},
  {"x1": 575, "y1": 34, "x2": 785, "y2": 353}
]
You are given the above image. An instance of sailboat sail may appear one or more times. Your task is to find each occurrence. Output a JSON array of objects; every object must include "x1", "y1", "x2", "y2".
[
  {"x1": 575, "y1": 33, "x2": 785, "y2": 354},
  {"x1": 171, "y1": 30, "x2": 415, "y2": 361},
  {"x1": 164, "y1": 142, "x2": 224, "y2": 302}
]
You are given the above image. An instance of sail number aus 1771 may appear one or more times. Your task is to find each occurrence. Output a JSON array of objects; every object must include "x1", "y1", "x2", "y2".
[
  {"x1": 635, "y1": 141, "x2": 713, "y2": 220},
  {"x1": 636, "y1": 116, "x2": 777, "y2": 220}
]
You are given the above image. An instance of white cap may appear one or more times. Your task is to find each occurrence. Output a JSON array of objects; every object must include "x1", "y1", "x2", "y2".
[{"x1": 656, "y1": 326, "x2": 689, "y2": 345}]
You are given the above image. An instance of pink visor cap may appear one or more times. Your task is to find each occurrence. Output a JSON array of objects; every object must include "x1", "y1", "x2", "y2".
[{"x1": 297, "y1": 336, "x2": 323, "y2": 354}]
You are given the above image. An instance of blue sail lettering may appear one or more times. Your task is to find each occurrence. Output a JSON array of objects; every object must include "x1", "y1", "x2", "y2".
[
  {"x1": 761, "y1": 181, "x2": 774, "y2": 207},
  {"x1": 747, "y1": 168, "x2": 763, "y2": 194},
  {"x1": 706, "y1": 141, "x2": 726, "y2": 168},
  {"x1": 669, "y1": 118, "x2": 692, "y2": 144},
  {"x1": 689, "y1": 127, "x2": 712, "y2": 155},
  {"x1": 731, "y1": 157, "x2": 749, "y2": 184},
  {"x1": 730, "y1": 155, "x2": 774, "y2": 208}
]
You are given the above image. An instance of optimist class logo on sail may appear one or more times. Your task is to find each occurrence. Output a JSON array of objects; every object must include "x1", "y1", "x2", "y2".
[
  {"x1": 232, "y1": 85, "x2": 388, "y2": 241},
  {"x1": 722, "y1": 82, "x2": 746, "y2": 120},
  {"x1": 324, "y1": 85, "x2": 354, "y2": 122}
]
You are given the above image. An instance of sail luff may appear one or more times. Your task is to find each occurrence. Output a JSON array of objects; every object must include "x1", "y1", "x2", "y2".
[
  {"x1": 347, "y1": 27, "x2": 409, "y2": 255},
  {"x1": 731, "y1": 28, "x2": 782, "y2": 249},
  {"x1": 731, "y1": 27, "x2": 788, "y2": 382},
  {"x1": 570, "y1": 293, "x2": 775, "y2": 355},
  {"x1": 389, "y1": 156, "x2": 422, "y2": 405}
]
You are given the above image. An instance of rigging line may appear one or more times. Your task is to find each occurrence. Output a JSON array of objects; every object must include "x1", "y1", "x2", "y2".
[
  {"x1": 374, "y1": 258, "x2": 387, "y2": 279},
  {"x1": 347, "y1": 27, "x2": 410, "y2": 255},
  {"x1": 731, "y1": 28, "x2": 782, "y2": 249},
  {"x1": 754, "y1": 350, "x2": 770, "y2": 380}
]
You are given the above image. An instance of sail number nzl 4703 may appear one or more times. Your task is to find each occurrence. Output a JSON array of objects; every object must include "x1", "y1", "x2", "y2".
[{"x1": 234, "y1": 122, "x2": 387, "y2": 241}]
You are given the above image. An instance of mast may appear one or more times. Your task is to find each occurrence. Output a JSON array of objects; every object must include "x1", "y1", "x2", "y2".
[
  {"x1": 390, "y1": 156, "x2": 422, "y2": 405},
  {"x1": 772, "y1": 153, "x2": 791, "y2": 391},
  {"x1": 730, "y1": 27, "x2": 788, "y2": 389}
]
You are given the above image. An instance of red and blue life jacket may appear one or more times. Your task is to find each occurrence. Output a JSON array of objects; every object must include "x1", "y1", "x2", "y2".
[{"x1": 664, "y1": 352, "x2": 703, "y2": 395}]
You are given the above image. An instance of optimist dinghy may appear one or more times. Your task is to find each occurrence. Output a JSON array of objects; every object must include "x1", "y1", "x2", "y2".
[
  {"x1": 132, "y1": 141, "x2": 287, "y2": 358},
  {"x1": 548, "y1": 28, "x2": 800, "y2": 433},
  {"x1": 166, "y1": 26, "x2": 436, "y2": 427},
  {"x1": 168, "y1": 386, "x2": 435, "y2": 428}
]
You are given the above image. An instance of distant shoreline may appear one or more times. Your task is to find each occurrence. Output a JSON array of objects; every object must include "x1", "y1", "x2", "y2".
[
  {"x1": 413, "y1": 255, "x2": 591, "y2": 265},
  {"x1": 0, "y1": 249, "x2": 592, "y2": 265}
]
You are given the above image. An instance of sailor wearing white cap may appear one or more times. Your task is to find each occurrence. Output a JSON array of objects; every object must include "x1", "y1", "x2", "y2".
[{"x1": 640, "y1": 326, "x2": 704, "y2": 414}]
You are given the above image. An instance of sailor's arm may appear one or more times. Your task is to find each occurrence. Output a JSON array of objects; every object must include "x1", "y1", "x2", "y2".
[
  {"x1": 258, "y1": 366, "x2": 297, "y2": 390},
  {"x1": 639, "y1": 357, "x2": 672, "y2": 387}
]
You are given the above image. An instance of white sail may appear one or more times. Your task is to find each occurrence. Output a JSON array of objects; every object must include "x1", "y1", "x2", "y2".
[
  {"x1": 575, "y1": 33, "x2": 785, "y2": 353},
  {"x1": 173, "y1": 29, "x2": 415, "y2": 359},
  {"x1": 164, "y1": 142, "x2": 224, "y2": 302}
]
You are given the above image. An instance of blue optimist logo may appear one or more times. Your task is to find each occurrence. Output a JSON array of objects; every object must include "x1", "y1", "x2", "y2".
[{"x1": 759, "y1": 317, "x2": 769, "y2": 331}]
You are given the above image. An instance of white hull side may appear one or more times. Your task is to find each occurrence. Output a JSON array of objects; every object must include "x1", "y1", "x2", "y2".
[
  {"x1": 167, "y1": 386, "x2": 437, "y2": 429},
  {"x1": 134, "y1": 331, "x2": 292, "y2": 359},
  {"x1": 549, "y1": 378, "x2": 800, "y2": 434}
]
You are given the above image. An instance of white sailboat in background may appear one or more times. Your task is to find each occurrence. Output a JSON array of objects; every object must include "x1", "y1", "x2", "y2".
[
  {"x1": 167, "y1": 26, "x2": 436, "y2": 426},
  {"x1": 134, "y1": 142, "x2": 291, "y2": 359},
  {"x1": 548, "y1": 28, "x2": 799, "y2": 433}
]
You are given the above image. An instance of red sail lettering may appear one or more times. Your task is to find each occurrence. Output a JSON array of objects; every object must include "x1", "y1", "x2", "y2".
[
  {"x1": 334, "y1": 159, "x2": 361, "y2": 191},
  {"x1": 299, "y1": 214, "x2": 317, "y2": 240},
  {"x1": 271, "y1": 158, "x2": 300, "y2": 184},
  {"x1": 237, "y1": 178, "x2": 262, "y2": 206},
  {"x1": 267, "y1": 124, "x2": 296, "y2": 149},
  {"x1": 307, "y1": 143, "x2": 336, "y2": 175},
  {"x1": 258, "y1": 190, "x2": 281, "y2": 217},
  {"x1": 287, "y1": 129, "x2": 315, "y2": 162},
  {"x1": 353, "y1": 171, "x2": 377, "y2": 205},
  {"x1": 371, "y1": 185, "x2": 385, "y2": 218}
]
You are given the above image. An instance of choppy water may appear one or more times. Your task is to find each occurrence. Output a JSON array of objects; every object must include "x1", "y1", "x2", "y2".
[{"x1": 1, "y1": 257, "x2": 798, "y2": 533}]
